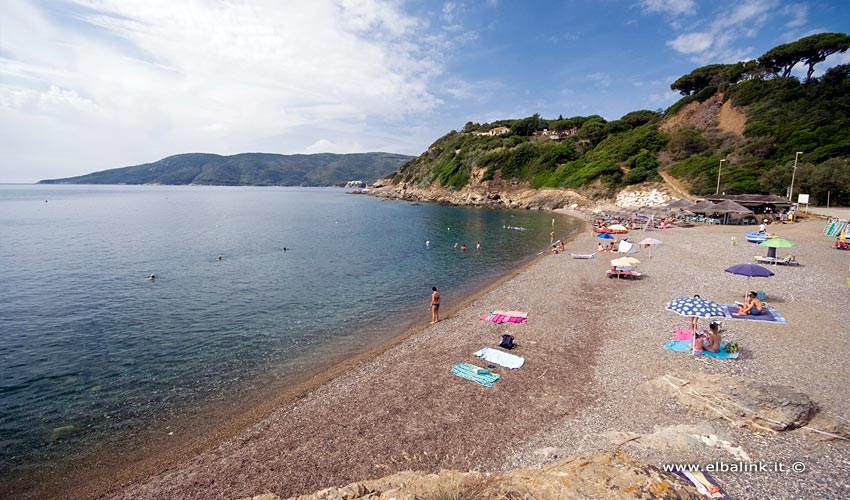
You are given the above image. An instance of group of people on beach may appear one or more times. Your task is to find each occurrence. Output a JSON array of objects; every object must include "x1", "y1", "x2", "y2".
[{"x1": 692, "y1": 291, "x2": 763, "y2": 352}]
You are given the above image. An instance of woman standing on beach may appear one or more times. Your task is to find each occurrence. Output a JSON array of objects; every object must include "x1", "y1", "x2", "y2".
[{"x1": 430, "y1": 287, "x2": 441, "y2": 324}]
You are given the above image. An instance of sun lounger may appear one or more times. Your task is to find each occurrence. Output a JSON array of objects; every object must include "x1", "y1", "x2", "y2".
[
  {"x1": 570, "y1": 253, "x2": 595, "y2": 259},
  {"x1": 754, "y1": 255, "x2": 798, "y2": 266},
  {"x1": 606, "y1": 268, "x2": 642, "y2": 279}
]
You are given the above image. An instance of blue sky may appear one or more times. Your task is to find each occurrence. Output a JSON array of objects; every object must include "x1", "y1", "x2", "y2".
[{"x1": 1, "y1": 0, "x2": 849, "y2": 182}]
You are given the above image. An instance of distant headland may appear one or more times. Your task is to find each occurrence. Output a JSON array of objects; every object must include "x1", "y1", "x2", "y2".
[{"x1": 38, "y1": 152, "x2": 413, "y2": 187}]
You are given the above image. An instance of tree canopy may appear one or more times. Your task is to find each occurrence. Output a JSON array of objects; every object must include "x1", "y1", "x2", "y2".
[{"x1": 758, "y1": 32, "x2": 850, "y2": 82}]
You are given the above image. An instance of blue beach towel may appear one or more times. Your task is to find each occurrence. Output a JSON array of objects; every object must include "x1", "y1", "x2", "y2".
[
  {"x1": 451, "y1": 362, "x2": 501, "y2": 387},
  {"x1": 663, "y1": 340, "x2": 740, "y2": 359},
  {"x1": 721, "y1": 304, "x2": 787, "y2": 323}
]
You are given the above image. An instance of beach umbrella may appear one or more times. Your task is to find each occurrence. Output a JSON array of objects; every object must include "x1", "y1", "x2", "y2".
[
  {"x1": 725, "y1": 263, "x2": 774, "y2": 297},
  {"x1": 608, "y1": 224, "x2": 628, "y2": 232},
  {"x1": 638, "y1": 237, "x2": 662, "y2": 258},
  {"x1": 666, "y1": 296, "x2": 728, "y2": 355},
  {"x1": 610, "y1": 257, "x2": 634, "y2": 268},
  {"x1": 597, "y1": 233, "x2": 615, "y2": 239},
  {"x1": 759, "y1": 237, "x2": 795, "y2": 259}
]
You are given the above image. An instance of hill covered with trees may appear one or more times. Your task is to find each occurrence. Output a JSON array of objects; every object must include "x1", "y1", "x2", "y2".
[
  {"x1": 386, "y1": 32, "x2": 850, "y2": 206},
  {"x1": 39, "y1": 152, "x2": 413, "y2": 187}
]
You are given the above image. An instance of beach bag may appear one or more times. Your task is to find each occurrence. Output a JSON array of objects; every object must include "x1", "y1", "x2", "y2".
[
  {"x1": 499, "y1": 334, "x2": 516, "y2": 350},
  {"x1": 725, "y1": 342, "x2": 739, "y2": 354}
]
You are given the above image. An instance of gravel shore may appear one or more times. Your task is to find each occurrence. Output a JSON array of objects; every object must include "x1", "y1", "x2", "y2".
[{"x1": 74, "y1": 211, "x2": 850, "y2": 499}]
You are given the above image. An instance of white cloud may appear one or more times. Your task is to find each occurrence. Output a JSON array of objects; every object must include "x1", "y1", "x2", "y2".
[
  {"x1": 641, "y1": 0, "x2": 696, "y2": 17},
  {"x1": 782, "y1": 3, "x2": 808, "y2": 28},
  {"x1": 0, "y1": 0, "x2": 456, "y2": 180},
  {"x1": 588, "y1": 72, "x2": 610, "y2": 90},
  {"x1": 667, "y1": 32, "x2": 713, "y2": 53},
  {"x1": 442, "y1": 2, "x2": 457, "y2": 24},
  {"x1": 305, "y1": 138, "x2": 364, "y2": 154},
  {"x1": 723, "y1": 0, "x2": 775, "y2": 36}
]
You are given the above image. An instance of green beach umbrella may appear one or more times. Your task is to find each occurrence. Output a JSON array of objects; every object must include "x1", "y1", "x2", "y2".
[{"x1": 759, "y1": 238, "x2": 794, "y2": 259}]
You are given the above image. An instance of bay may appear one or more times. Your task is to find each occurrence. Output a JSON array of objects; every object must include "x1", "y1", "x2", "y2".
[{"x1": 0, "y1": 184, "x2": 575, "y2": 483}]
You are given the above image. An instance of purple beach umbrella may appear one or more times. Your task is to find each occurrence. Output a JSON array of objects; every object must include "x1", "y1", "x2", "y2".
[{"x1": 725, "y1": 263, "x2": 774, "y2": 298}]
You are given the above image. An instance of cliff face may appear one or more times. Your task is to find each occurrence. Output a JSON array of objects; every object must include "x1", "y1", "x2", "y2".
[
  {"x1": 659, "y1": 92, "x2": 747, "y2": 136},
  {"x1": 369, "y1": 169, "x2": 591, "y2": 210}
]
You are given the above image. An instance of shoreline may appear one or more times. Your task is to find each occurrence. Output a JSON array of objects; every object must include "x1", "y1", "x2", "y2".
[
  {"x1": 14, "y1": 209, "x2": 850, "y2": 499},
  {"x1": 8, "y1": 211, "x2": 584, "y2": 500}
]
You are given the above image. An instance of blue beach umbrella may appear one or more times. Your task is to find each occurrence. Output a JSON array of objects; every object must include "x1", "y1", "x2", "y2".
[
  {"x1": 666, "y1": 296, "x2": 728, "y2": 355},
  {"x1": 725, "y1": 263, "x2": 774, "y2": 299},
  {"x1": 597, "y1": 233, "x2": 615, "y2": 239}
]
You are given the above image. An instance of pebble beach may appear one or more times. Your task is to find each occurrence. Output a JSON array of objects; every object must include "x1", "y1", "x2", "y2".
[{"x1": 37, "y1": 209, "x2": 850, "y2": 500}]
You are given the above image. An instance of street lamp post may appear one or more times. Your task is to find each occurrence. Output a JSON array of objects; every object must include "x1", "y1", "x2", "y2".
[
  {"x1": 716, "y1": 159, "x2": 726, "y2": 195},
  {"x1": 789, "y1": 152, "x2": 803, "y2": 203}
]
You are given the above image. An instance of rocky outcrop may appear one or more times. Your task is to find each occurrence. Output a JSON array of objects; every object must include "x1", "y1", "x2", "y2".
[
  {"x1": 651, "y1": 374, "x2": 847, "y2": 435},
  {"x1": 614, "y1": 187, "x2": 673, "y2": 207},
  {"x1": 369, "y1": 177, "x2": 590, "y2": 211},
  {"x1": 237, "y1": 452, "x2": 704, "y2": 500}
]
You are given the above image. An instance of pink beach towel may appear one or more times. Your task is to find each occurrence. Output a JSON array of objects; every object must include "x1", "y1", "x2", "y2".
[
  {"x1": 673, "y1": 328, "x2": 695, "y2": 340},
  {"x1": 480, "y1": 309, "x2": 528, "y2": 324}
]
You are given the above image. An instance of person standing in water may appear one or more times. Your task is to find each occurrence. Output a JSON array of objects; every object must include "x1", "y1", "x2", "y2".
[{"x1": 430, "y1": 287, "x2": 441, "y2": 324}]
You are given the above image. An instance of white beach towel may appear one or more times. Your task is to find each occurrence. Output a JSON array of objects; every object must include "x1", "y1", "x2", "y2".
[{"x1": 473, "y1": 347, "x2": 525, "y2": 369}]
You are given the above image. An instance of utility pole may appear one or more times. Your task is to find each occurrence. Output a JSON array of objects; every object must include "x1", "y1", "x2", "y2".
[
  {"x1": 715, "y1": 159, "x2": 725, "y2": 195},
  {"x1": 788, "y1": 152, "x2": 802, "y2": 203}
]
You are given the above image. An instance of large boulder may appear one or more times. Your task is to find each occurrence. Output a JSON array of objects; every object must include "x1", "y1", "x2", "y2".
[
  {"x1": 273, "y1": 452, "x2": 702, "y2": 500},
  {"x1": 652, "y1": 374, "x2": 816, "y2": 432}
]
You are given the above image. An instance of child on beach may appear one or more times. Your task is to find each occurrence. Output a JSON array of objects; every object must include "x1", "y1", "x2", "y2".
[{"x1": 700, "y1": 322, "x2": 722, "y2": 353}]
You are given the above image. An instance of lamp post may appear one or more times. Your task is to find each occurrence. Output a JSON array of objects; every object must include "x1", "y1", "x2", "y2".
[
  {"x1": 715, "y1": 159, "x2": 726, "y2": 195},
  {"x1": 788, "y1": 152, "x2": 803, "y2": 203}
]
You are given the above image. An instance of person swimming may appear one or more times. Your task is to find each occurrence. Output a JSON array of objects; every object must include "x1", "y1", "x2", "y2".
[{"x1": 147, "y1": 274, "x2": 156, "y2": 280}]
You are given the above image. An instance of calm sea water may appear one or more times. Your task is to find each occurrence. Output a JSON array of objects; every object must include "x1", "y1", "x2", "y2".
[{"x1": 0, "y1": 184, "x2": 574, "y2": 480}]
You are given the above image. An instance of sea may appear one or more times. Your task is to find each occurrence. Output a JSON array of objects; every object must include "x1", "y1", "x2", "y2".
[{"x1": 0, "y1": 184, "x2": 576, "y2": 488}]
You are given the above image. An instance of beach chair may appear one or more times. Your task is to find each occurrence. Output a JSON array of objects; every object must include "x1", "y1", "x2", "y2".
[{"x1": 755, "y1": 255, "x2": 798, "y2": 266}]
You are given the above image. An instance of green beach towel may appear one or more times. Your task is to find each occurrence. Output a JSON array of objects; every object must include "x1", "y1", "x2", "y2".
[{"x1": 451, "y1": 362, "x2": 501, "y2": 387}]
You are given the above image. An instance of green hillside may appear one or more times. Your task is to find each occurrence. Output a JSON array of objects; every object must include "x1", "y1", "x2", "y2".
[
  {"x1": 389, "y1": 32, "x2": 850, "y2": 205},
  {"x1": 39, "y1": 152, "x2": 413, "y2": 186}
]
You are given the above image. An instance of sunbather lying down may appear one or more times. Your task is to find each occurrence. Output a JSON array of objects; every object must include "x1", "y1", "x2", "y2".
[{"x1": 734, "y1": 291, "x2": 764, "y2": 316}]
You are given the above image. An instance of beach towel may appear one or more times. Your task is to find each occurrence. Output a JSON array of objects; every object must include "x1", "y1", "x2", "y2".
[
  {"x1": 451, "y1": 362, "x2": 500, "y2": 387},
  {"x1": 673, "y1": 328, "x2": 695, "y2": 340},
  {"x1": 479, "y1": 309, "x2": 528, "y2": 324},
  {"x1": 663, "y1": 340, "x2": 740, "y2": 359},
  {"x1": 674, "y1": 470, "x2": 726, "y2": 499},
  {"x1": 721, "y1": 304, "x2": 787, "y2": 323},
  {"x1": 473, "y1": 347, "x2": 525, "y2": 369}
]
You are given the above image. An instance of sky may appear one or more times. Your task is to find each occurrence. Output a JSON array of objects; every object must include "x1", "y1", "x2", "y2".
[{"x1": 2, "y1": 1, "x2": 849, "y2": 182}]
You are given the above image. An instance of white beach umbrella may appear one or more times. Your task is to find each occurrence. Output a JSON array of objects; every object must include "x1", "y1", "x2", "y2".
[{"x1": 637, "y1": 237, "x2": 662, "y2": 258}]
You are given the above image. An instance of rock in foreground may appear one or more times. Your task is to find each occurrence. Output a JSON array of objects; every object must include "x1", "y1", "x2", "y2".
[{"x1": 239, "y1": 452, "x2": 703, "y2": 500}]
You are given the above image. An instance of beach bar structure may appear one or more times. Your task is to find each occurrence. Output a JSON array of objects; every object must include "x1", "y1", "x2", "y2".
[
  {"x1": 705, "y1": 194, "x2": 792, "y2": 216},
  {"x1": 678, "y1": 198, "x2": 755, "y2": 225}
]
